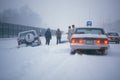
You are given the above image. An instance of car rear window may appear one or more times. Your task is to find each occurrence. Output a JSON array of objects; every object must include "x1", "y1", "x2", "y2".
[{"x1": 75, "y1": 28, "x2": 105, "y2": 34}]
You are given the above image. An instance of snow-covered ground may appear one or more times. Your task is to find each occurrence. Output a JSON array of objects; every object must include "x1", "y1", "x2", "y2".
[{"x1": 0, "y1": 35, "x2": 120, "y2": 80}]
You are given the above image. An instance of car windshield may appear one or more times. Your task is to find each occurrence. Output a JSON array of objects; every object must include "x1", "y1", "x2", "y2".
[
  {"x1": 75, "y1": 28, "x2": 105, "y2": 34},
  {"x1": 108, "y1": 33, "x2": 119, "y2": 36}
]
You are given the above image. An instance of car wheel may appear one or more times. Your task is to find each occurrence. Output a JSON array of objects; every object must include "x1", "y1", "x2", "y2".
[
  {"x1": 70, "y1": 50, "x2": 76, "y2": 55},
  {"x1": 37, "y1": 38, "x2": 41, "y2": 45},
  {"x1": 96, "y1": 49, "x2": 106, "y2": 55},
  {"x1": 115, "y1": 41, "x2": 119, "y2": 44},
  {"x1": 117, "y1": 41, "x2": 119, "y2": 44},
  {"x1": 18, "y1": 42, "x2": 20, "y2": 46}
]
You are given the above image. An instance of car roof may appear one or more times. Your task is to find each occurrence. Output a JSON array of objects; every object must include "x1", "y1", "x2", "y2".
[
  {"x1": 75, "y1": 27, "x2": 104, "y2": 29},
  {"x1": 18, "y1": 30, "x2": 36, "y2": 34}
]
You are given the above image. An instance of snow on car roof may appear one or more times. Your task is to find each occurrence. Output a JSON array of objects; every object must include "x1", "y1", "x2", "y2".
[{"x1": 18, "y1": 30, "x2": 36, "y2": 34}]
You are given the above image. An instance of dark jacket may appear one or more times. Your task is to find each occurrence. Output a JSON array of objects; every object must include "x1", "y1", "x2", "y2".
[
  {"x1": 56, "y1": 30, "x2": 61, "y2": 38},
  {"x1": 45, "y1": 30, "x2": 52, "y2": 40}
]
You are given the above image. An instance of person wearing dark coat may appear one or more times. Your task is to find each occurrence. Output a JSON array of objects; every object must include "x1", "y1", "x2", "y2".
[
  {"x1": 56, "y1": 28, "x2": 62, "y2": 44},
  {"x1": 45, "y1": 28, "x2": 52, "y2": 45}
]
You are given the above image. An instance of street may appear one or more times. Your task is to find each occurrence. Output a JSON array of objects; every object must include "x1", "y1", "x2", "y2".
[{"x1": 0, "y1": 36, "x2": 120, "y2": 80}]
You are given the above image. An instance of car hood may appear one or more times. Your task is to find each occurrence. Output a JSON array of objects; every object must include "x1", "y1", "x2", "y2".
[{"x1": 71, "y1": 34, "x2": 107, "y2": 39}]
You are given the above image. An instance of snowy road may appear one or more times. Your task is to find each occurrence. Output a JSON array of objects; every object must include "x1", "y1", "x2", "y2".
[{"x1": 0, "y1": 35, "x2": 120, "y2": 80}]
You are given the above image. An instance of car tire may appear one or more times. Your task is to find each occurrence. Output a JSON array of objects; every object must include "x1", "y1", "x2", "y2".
[
  {"x1": 70, "y1": 50, "x2": 76, "y2": 55},
  {"x1": 117, "y1": 41, "x2": 119, "y2": 44},
  {"x1": 37, "y1": 38, "x2": 41, "y2": 45},
  {"x1": 18, "y1": 42, "x2": 20, "y2": 46},
  {"x1": 115, "y1": 41, "x2": 119, "y2": 44},
  {"x1": 96, "y1": 49, "x2": 107, "y2": 55}
]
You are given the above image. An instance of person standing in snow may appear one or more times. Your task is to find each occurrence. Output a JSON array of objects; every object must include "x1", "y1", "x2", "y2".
[
  {"x1": 45, "y1": 28, "x2": 52, "y2": 45},
  {"x1": 71, "y1": 24, "x2": 75, "y2": 35},
  {"x1": 56, "y1": 28, "x2": 62, "y2": 44},
  {"x1": 67, "y1": 26, "x2": 72, "y2": 42}
]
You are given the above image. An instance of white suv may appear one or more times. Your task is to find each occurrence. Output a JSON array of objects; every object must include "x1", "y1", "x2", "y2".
[
  {"x1": 17, "y1": 30, "x2": 41, "y2": 47},
  {"x1": 70, "y1": 27, "x2": 109, "y2": 55}
]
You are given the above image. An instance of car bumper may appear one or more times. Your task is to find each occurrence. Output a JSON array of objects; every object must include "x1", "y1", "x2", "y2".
[{"x1": 70, "y1": 44, "x2": 109, "y2": 51}]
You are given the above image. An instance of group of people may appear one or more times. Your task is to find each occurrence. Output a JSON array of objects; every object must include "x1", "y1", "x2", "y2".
[
  {"x1": 45, "y1": 28, "x2": 62, "y2": 45},
  {"x1": 44, "y1": 25, "x2": 75, "y2": 45},
  {"x1": 67, "y1": 25, "x2": 75, "y2": 42}
]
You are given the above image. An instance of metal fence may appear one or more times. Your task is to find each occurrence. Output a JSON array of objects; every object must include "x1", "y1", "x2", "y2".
[{"x1": 0, "y1": 22, "x2": 51, "y2": 38}]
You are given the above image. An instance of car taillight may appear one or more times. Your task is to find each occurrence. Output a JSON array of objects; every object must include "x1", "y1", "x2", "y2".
[
  {"x1": 71, "y1": 38, "x2": 77, "y2": 44},
  {"x1": 104, "y1": 39, "x2": 109, "y2": 44},
  {"x1": 119, "y1": 37, "x2": 120, "y2": 40},
  {"x1": 96, "y1": 39, "x2": 109, "y2": 45},
  {"x1": 71, "y1": 38, "x2": 84, "y2": 44},
  {"x1": 116, "y1": 37, "x2": 120, "y2": 40},
  {"x1": 96, "y1": 39, "x2": 101, "y2": 44},
  {"x1": 78, "y1": 39, "x2": 83, "y2": 44}
]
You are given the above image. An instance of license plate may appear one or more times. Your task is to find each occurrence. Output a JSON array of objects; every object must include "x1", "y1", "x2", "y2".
[{"x1": 86, "y1": 40, "x2": 94, "y2": 44}]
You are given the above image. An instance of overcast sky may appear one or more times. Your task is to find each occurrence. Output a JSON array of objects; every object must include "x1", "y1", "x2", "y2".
[{"x1": 0, "y1": 0, "x2": 120, "y2": 31}]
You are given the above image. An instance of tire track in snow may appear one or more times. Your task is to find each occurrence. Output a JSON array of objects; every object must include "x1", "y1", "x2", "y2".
[{"x1": 40, "y1": 55, "x2": 73, "y2": 80}]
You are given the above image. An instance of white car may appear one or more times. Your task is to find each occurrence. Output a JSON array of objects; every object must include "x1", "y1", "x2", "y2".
[
  {"x1": 70, "y1": 27, "x2": 109, "y2": 55},
  {"x1": 17, "y1": 30, "x2": 41, "y2": 47}
]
